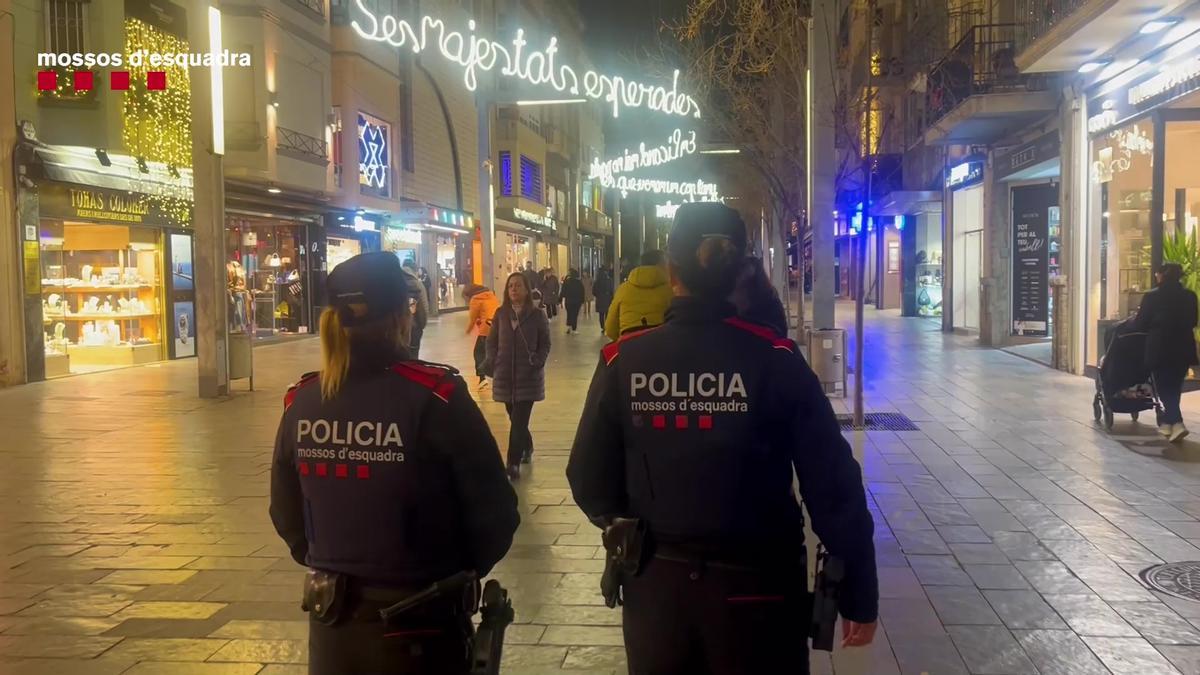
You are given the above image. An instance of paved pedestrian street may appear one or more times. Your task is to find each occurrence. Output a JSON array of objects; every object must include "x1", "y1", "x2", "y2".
[{"x1": 6, "y1": 306, "x2": 1200, "y2": 674}]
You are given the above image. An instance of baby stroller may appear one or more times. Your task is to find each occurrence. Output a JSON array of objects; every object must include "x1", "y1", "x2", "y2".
[{"x1": 1093, "y1": 318, "x2": 1163, "y2": 431}]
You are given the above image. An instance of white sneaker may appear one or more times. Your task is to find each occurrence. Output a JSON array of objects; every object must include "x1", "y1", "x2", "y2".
[
  {"x1": 1159, "y1": 424, "x2": 1173, "y2": 437},
  {"x1": 1170, "y1": 424, "x2": 1190, "y2": 443}
]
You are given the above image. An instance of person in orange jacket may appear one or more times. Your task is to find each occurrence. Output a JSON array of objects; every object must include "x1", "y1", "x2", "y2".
[{"x1": 465, "y1": 284, "x2": 500, "y2": 389}]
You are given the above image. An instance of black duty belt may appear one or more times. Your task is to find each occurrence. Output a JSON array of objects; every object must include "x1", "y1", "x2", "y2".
[{"x1": 651, "y1": 543, "x2": 787, "y2": 573}]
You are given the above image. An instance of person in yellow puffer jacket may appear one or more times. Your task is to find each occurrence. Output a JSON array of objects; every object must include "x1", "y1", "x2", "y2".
[
  {"x1": 604, "y1": 250, "x2": 674, "y2": 341},
  {"x1": 465, "y1": 284, "x2": 500, "y2": 388}
]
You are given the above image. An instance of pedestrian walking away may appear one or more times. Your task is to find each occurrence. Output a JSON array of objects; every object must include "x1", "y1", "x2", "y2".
[
  {"x1": 562, "y1": 269, "x2": 586, "y2": 335},
  {"x1": 604, "y1": 250, "x2": 674, "y2": 341},
  {"x1": 594, "y1": 268, "x2": 614, "y2": 332},
  {"x1": 582, "y1": 271, "x2": 595, "y2": 318},
  {"x1": 1133, "y1": 261, "x2": 1199, "y2": 442},
  {"x1": 543, "y1": 269, "x2": 561, "y2": 320},
  {"x1": 484, "y1": 272, "x2": 552, "y2": 480},
  {"x1": 567, "y1": 203, "x2": 878, "y2": 674},
  {"x1": 269, "y1": 251, "x2": 519, "y2": 675},
  {"x1": 464, "y1": 284, "x2": 500, "y2": 389},
  {"x1": 401, "y1": 259, "x2": 429, "y2": 359}
]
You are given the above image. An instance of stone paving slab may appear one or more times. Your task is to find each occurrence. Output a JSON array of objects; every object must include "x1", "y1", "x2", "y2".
[{"x1": 9, "y1": 307, "x2": 1200, "y2": 672}]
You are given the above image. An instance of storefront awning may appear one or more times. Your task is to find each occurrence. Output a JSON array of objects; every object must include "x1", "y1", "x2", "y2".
[
  {"x1": 30, "y1": 143, "x2": 193, "y2": 201},
  {"x1": 874, "y1": 190, "x2": 943, "y2": 216}
]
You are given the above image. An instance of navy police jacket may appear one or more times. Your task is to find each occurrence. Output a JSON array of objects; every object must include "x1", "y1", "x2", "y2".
[
  {"x1": 270, "y1": 360, "x2": 519, "y2": 586},
  {"x1": 567, "y1": 297, "x2": 879, "y2": 622}
]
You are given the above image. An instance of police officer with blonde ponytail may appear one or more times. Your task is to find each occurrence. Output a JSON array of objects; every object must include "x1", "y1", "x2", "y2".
[
  {"x1": 270, "y1": 252, "x2": 519, "y2": 674},
  {"x1": 568, "y1": 203, "x2": 878, "y2": 674}
]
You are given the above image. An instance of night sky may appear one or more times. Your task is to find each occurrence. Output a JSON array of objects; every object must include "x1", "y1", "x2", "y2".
[{"x1": 578, "y1": 0, "x2": 692, "y2": 148}]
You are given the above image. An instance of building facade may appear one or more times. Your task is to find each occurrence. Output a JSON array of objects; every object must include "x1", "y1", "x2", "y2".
[{"x1": 0, "y1": 0, "x2": 613, "y2": 387}]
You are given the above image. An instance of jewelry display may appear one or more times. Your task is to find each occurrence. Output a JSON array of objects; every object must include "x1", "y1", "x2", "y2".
[{"x1": 38, "y1": 221, "x2": 165, "y2": 376}]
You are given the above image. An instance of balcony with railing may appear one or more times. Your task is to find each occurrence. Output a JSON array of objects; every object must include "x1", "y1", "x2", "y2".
[
  {"x1": 923, "y1": 23, "x2": 1057, "y2": 145},
  {"x1": 1011, "y1": 0, "x2": 1179, "y2": 72},
  {"x1": 276, "y1": 126, "x2": 329, "y2": 165}
]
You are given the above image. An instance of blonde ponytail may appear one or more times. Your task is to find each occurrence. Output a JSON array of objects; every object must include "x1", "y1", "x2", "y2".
[{"x1": 320, "y1": 308, "x2": 351, "y2": 401}]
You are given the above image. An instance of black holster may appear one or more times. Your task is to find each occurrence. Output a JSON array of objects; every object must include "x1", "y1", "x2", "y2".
[
  {"x1": 302, "y1": 569, "x2": 348, "y2": 626},
  {"x1": 809, "y1": 544, "x2": 844, "y2": 652},
  {"x1": 470, "y1": 580, "x2": 514, "y2": 675},
  {"x1": 600, "y1": 517, "x2": 648, "y2": 608}
]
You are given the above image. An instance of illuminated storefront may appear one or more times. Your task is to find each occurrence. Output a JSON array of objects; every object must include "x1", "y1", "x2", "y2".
[
  {"x1": 495, "y1": 206, "x2": 556, "y2": 277},
  {"x1": 392, "y1": 206, "x2": 475, "y2": 311},
  {"x1": 1083, "y1": 39, "x2": 1200, "y2": 369},
  {"x1": 15, "y1": 142, "x2": 195, "y2": 381}
]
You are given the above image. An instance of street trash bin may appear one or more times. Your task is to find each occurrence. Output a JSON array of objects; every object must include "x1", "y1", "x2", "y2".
[{"x1": 809, "y1": 328, "x2": 846, "y2": 397}]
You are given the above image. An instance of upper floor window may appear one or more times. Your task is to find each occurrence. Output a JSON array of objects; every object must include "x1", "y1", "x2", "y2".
[
  {"x1": 520, "y1": 155, "x2": 543, "y2": 204},
  {"x1": 499, "y1": 152, "x2": 513, "y2": 196},
  {"x1": 358, "y1": 111, "x2": 392, "y2": 198},
  {"x1": 45, "y1": 0, "x2": 89, "y2": 54}
]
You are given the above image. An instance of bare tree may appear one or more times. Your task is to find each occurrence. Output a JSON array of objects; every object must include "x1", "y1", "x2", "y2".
[
  {"x1": 667, "y1": 0, "x2": 898, "y2": 422},
  {"x1": 667, "y1": 0, "x2": 809, "y2": 333}
]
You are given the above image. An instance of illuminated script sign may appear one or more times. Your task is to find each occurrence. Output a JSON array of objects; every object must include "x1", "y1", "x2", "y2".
[
  {"x1": 350, "y1": 0, "x2": 700, "y2": 119},
  {"x1": 589, "y1": 129, "x2": 698, "y2": 182},
  {"x1": 599, "y1": 175, "x2": 721, "y2": 201}
]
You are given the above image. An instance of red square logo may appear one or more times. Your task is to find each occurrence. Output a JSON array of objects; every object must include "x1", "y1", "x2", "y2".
[
  {"x1": 315, "y1": 463, "x2": 328, "y2": 477},
  {"x1": 110, "y1": 71, "x2": 130, "y2": 90},
  {"x1": 652, "y1": 415, "x2": 666, "y2": 429},
  {"x1": 146, "y1": 71, "x2": 167, "y2": 90},
  {"x1": 335, "y1": 464, "x2": 349, "y2": 479},
  {"x1": 298, "y1": 462, "x2": 309, "y2": 476},
  {"x1": 356, "y1": 465, "x2": 370, "y2": 479},
  {"x1": 675, "y1": 415, "x2": 689, "y2": 429},
  {"x1": 37, "y1": 71, "x2": 57, "y2": 91},
  {"x1": 73, "y1": 70, "x2": 93, "y2": 91},
  {"x1": 699, "y1": 416, "x2": 714, "y2": 430}
]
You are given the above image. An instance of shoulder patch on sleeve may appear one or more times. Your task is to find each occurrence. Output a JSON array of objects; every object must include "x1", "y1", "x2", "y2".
[
  {"x1": 723, "y1": 317, "x2": 797, "y2": 353},
  {"x1": 600, "y1": 325, "x2": 663, "y2": 365},
  {"x1": 390, "y1": 361, "x2": 459, "y2": 402},
  {"x1": 284, "y1": 371, "x2": 319, "y2": 409}
]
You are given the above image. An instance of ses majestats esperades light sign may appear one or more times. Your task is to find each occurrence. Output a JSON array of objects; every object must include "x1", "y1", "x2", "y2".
[{"x1": 349, "y1": 0, "x2": 701, "y2": 120}]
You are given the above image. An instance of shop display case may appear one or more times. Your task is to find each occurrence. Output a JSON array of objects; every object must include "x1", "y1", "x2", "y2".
[{"x1": 40, "y1": 222, "x2": 165, "y2": 376}]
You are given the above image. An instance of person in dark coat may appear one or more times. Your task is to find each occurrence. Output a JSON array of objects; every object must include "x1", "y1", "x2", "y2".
[
  {"x1": 729, "y1": 257, "x2": 789, "y2": 337},
  {"x1": 1133, "y1": 262, "x2": 1199, "y2": 442},
  {"x1": 543, "y1": 270, "x2": 561, "y2": 319},
  {"x1": 270, "y1": 252, "x2": 518, "y2": 675},
  {"x1": 567, "y1": 203, "x2": 877, "y2": 673},
  {"x1": 522, "y1": 262, "x2": 540, "y2": 306},
  {"x1": 561, "y1": 269, "x2": 586, "y2": 335},
  {"x1": 485, "y1": 272, "x2": 552, "y2": 480},
  {"x1": 593, "y1": 268, "x2": 614, "y2": 331}
]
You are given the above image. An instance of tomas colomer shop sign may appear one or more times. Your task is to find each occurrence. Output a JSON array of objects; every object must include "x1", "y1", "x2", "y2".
[{"x1": 349, "y1": 0, "x2": 701, "y2": 119}]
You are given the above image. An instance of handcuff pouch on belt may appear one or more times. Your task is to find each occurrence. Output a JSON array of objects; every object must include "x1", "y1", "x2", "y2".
[
  {"x1": 302, "y1": 569, "x2": 347, "y2": 626},
  {"x1": 600, "y1": 517, "x2": 648, "y2": 608}
]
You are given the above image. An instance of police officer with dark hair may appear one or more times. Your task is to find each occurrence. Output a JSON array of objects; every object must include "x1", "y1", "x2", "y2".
[
  {"x1": 567, "y1": 203, "x2": 878, "y2": 674},
  {"x1": 270, "y1": 252, "x2": 520, "y2": 675}
]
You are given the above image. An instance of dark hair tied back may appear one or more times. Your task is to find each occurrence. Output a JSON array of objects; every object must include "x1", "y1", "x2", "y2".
[{"x1": 676, "y1": 236, "x2": 742, "y2": 299}]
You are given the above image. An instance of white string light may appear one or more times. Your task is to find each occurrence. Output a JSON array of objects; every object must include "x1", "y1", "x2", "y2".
[
  {"x1": 589, "y1": 128, "x2": 698, "y2": 182},
  {"x1": 349, "y1": 0, "x2": 701, "y2": 120}
]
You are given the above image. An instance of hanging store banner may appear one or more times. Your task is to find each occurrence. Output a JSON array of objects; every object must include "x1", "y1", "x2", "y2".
[
  {"x1": 1011, "y1": 184, "x2": 1057, "y2": 337},
  {"x1": 38, "y1": 182, "x2": 188, "y2": 228}
]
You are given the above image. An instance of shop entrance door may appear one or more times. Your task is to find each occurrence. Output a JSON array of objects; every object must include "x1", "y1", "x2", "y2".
[
  {"x1": 963, "y1": 231, "x2": 982, "y2": 331},
  {"x1": 952, "y1": 185, "x2": 984, "y2": 331}
]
